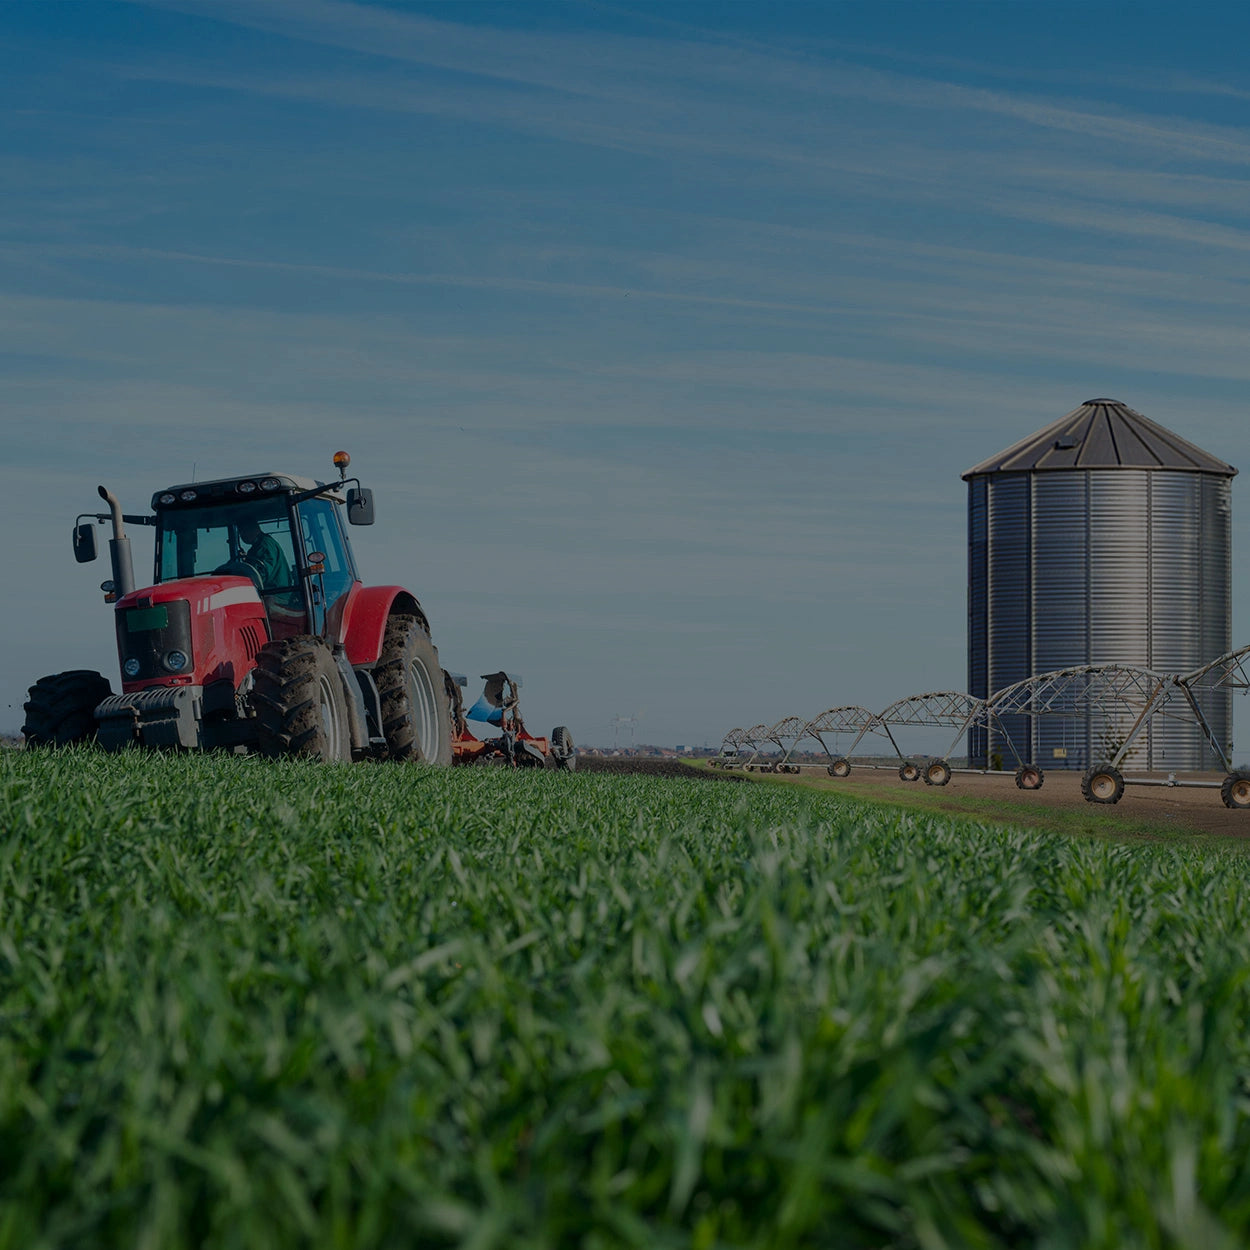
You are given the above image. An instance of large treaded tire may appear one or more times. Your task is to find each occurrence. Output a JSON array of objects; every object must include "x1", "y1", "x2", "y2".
[
  {"x1": 550, "y1": 725, "x2": 577, "y2": 771},
  {"x1": 443, "y1": 669, "x2": 467, "y2": 739},
  {"x1": 252, "y1": 636, "x2": 352, "y2": 761},
  {"x1": 22, "y1": 670, "x2": 114, "y2": 747},
  {"x1": 374, "y1": 615, "x2": 453, "y2": 765},
  {"x1": 923, "y1": 759, "x2": 952, "y2": 787},
  {"x1": 1015, "y1": 764, "x2": 1045, "y2": 791},
  {"x1": 1081, "y1": 763, "x2": 1125, "y2": 805},
  {"x1": 828, "y1": 758, "x2": 851, "y2": 778},
  {"x1": 1221, "y1": 769, "x2": 1250, "y2": 810}
]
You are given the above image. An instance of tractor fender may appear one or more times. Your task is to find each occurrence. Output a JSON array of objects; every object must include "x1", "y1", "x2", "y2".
[{"x1": 341, "y1": 585, "x2": 431, "y2": 666}]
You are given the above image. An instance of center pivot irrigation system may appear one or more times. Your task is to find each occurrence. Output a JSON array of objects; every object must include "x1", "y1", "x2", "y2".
[{"x1": 713, "y1": 648, "x2": 1250, "y2": 809}]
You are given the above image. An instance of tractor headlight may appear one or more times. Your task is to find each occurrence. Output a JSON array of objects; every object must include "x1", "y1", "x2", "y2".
[
  {"x1": 260, "y1": 477, "x2": 280, "y2": 492},
  {"x1": 237, "y1": 480, "x2": 257, "y2": 494},
  {"x1": 123, "y1": 657, "x2": 142, "y2": 678},
  {"x1": 163, "y1": 650, "x2": 189, "y2": 673},
  {"x1": 179, "y1": 489, "x2": 197, "y2": 502},
  {"x1": 158, "y1": 493, "x2": 176, "y2": 505}
]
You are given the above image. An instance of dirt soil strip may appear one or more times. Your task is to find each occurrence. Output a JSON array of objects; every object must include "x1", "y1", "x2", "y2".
[
  {"x1": 770, "y1": 765, "x2": 1250, "y2": 841},
  {"x1": 583, "y1": 758, "x2": 1250, "y2": 841},
  {"x1": 578, "y1": 757, "x2": 747, "y2": 781}
]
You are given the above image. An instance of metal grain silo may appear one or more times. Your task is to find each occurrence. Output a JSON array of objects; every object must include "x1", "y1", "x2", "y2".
[{"x1": 965, "y1": 399, "x2": 1235, "y2": 771}]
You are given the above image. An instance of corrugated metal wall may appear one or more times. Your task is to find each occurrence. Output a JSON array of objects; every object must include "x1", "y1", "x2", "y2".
[
  {"x1": 1031, "y1": 475, "x2": 1089, "y2": 768},
  {"x1": 967, "y1": 470, "x2": 1232, "y2": 770},
  {"x1": 967, "y1": 477, "x2": 988, "y2": 765}
]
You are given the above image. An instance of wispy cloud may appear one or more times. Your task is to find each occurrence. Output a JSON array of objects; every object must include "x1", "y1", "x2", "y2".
[
  {"x1": 6, "y1": 2, "x2": 1250, "y2": 741},
  {"x1": 130, "y1": 0, "x2": 1250, "y2": 171}
]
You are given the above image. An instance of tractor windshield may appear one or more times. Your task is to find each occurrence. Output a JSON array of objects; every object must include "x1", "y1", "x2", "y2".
[{"x1": 156, "y1": 500, "x2": 306, "y2": 633}]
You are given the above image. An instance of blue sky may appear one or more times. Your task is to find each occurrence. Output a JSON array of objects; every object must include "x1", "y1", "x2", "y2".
[{"x1": 5, "y1": 0, "x2": 1250, "y2": 749}]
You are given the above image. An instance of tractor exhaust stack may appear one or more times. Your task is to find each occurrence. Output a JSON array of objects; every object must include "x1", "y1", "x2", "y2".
[{"x1": 97, "y1": 485, "x2": 136, "y2": 598}]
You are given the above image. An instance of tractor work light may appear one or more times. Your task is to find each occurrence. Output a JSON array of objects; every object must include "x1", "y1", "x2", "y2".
[
  {"x1": 260, "y1": 478, "x2": 280, "y2": 491},
  {"x1": 237, "y1": 480, "x2": 257, "y2": 494},
  {"x1": 179, "y1": 490, "x2": 197, "y2": 502},
  {"x1": 164, "y1": 650, "x2": 189, "y2": 673},
  {"x1": 159, "y1": 493, "x2": 177, "y2": 505},
  {"x1": 123, "y1": 657, "x2": 142, "y2": 678}
]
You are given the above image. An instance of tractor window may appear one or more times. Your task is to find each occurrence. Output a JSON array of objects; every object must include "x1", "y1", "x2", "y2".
[
  {"x1": 157, "y1": 501, "x2": 298, "y2": 593},
  {"x1": 298, "y1": 498, "x2": 357, "y2": 630}
]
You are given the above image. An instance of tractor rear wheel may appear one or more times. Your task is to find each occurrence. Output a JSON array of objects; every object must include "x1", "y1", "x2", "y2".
[
  {"x1": 550, "y1": 726, "x2": 577, "y2": 771},
  {"x1": 22, "y1": 670, "x2": 113, "y2": 747},
  {"x1": 253, "y1": 636, "x2": 352, "y2": 761},
  {"x1": 375, "y1": 615, "x2": 453, "y2": 765}
]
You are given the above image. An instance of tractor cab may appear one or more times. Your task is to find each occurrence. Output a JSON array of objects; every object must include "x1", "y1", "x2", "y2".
[{"x1": 152, "y1": 474, "x2": 359, "y2": 640}]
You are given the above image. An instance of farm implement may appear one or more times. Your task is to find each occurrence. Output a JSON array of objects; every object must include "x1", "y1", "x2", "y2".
[{"x1": 447, "y1": 671, "x2": 576, "y2": 770}]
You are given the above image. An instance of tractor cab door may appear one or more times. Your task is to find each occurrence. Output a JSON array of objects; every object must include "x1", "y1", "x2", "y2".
[{"x1": 297, "y1": 497, "x2": 358, "y2": 640}]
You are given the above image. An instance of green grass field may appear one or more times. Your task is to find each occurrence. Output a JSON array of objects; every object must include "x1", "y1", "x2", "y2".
[{"x1": 4, "y1": 749, "x2": 1250, "y2": 1249}]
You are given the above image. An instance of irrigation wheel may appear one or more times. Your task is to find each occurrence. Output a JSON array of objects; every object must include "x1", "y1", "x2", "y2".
[
  {"x1": 923, "y1": 759, "x2": 952, "y2": 787},
  {"x1": 828, "y1": 758, "x2": 851, "y2": 778},
  {"x1": 1015, "y1": 765, "x2": 1045, "y2": 791},
  {"x1": 898, "y1": 761, "x2": 921, "y2": 782},
  {"x1": 1220, "y1": 769, "x2": 1250, "y2": 810},
  {"x1": 1080, "y1": 764, "x2": 1125, "y2": 804}
]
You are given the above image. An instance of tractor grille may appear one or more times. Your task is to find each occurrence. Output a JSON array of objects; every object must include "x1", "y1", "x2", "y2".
[
  {"x1": 116, "y1": 599, "x2": 193, "y2": 682},
  {"x1": 240, "y1": 624, "x2": 262, "y2": 661}
]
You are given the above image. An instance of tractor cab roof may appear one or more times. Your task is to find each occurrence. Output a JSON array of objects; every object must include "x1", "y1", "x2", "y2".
[{"x1": 151, "y1": 472, "x2": 333, "y2": 511}]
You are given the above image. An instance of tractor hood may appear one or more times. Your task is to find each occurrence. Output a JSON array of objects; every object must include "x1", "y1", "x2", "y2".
[{"x1": 114, "y1": 575, "x2": 269, "y2": 693}]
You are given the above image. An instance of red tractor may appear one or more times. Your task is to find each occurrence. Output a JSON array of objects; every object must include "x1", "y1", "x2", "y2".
[{"x1": 23, "y1": 453, "x2": 456, "y2": 763}]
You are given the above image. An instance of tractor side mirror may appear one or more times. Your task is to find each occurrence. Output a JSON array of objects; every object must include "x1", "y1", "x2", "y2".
[
  {"x1": 346, "y1": 487, "x2": 375, "y2": 526},
  {"x1": 73, "y1": 523, "x2": 98, "y2": 563}
]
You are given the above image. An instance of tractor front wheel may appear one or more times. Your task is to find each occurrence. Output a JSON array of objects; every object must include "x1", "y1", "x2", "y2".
[
  {"x1": 375, "y1": 615, "x2": 453, "y2": 765},
  {"x1": 253, "y1": 636, "x2": 352, "y2": 761},
  {"x1": 22, "y1": 670, "x2": 113, "y2": 747}
]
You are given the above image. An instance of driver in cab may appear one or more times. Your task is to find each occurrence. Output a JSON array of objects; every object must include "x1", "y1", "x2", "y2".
[{"x1": 218, "y1": 518, "x2": 292, "y2": 593}]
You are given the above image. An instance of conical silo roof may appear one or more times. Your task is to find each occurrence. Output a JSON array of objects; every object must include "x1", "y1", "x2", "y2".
[{"x1": 962, "y1": 398, "x2": 1236, "y2": 479}]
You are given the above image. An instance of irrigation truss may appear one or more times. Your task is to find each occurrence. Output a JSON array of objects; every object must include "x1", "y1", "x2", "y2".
[{"x1": 712, "y1": 645, "x2": 1250, "y2": 807}]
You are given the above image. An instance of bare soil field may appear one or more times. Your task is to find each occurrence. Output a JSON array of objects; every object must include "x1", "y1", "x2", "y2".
[
  {"x1": 584, "y1": 757, "x2": 1250, "y2": 842},
  {"x1": 578, "y1": 756, "x2": 746, "y2": 781},
  {"x1": 781, "y1": 765, "x2": 1250, "y2": 842}
]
